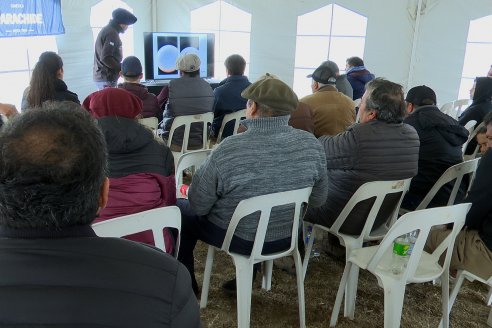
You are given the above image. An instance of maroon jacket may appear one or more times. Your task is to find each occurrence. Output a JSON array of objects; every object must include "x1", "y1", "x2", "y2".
[
  {"x1": 118, "y1": 82, "x2": 162, "y2": 120},
  {"x1": 94, "y1": 116, "x2": 176, "y2": 253}
]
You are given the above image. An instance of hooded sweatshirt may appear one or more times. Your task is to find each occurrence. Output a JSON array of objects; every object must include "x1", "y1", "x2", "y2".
[
  {"x1": 459, "y1": 77, "x2": 492, "y2": 154},
  {"x1": 346, "y1": 66, "x2": 375, "y2": 100},
  {"x1": 403, "y1": 105, "x2": 468, "y2": 209}
]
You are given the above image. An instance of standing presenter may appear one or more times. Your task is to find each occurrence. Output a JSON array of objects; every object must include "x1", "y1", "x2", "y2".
[{"x1": 93, "y1": 8, "x2": 137, "y2": 90}]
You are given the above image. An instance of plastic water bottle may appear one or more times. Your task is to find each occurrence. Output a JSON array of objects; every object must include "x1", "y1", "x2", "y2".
[
  {"x1": 391, "y1": 235, "x2": 410, "y2": 275},
  {"x1": 305, "y1": 226, "x2": 320, "y2": 258}
]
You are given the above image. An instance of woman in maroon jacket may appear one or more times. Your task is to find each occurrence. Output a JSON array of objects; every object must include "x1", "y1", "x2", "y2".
[{"x1": 82, "y1": 88, "x2": 176, "y2": 253}]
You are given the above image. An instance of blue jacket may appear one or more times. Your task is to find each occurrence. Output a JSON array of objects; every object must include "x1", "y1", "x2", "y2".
[
  {"x1": 346, "y1": 66, "x2": 375, "y2": 100},
  {"x1": 211, "y1": 75, "x2": 251, "y2": 138}
]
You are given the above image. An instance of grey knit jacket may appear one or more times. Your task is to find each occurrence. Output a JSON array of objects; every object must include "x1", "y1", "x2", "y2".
[{"x1": 188, "y1": 115, "x2": 328, "y2": 242}]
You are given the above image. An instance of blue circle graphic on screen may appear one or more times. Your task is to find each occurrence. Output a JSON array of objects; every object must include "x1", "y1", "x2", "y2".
[
  {"x1": 180, "y1": 47, "x2": 199, "y2": 56},
  {"x1": 157, "y1": 45, "x2": 179, "y2": 73}
]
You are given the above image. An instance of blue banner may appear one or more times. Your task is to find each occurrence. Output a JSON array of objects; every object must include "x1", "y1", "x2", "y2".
[{"x1": 0, "y1": 0, "x2": 65, "y2": 37}]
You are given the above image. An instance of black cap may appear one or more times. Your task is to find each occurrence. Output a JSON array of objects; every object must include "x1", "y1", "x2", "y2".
[
  {"x1": 309, "y1": 64, "x2": 337, "y2": 84},
  {"x1": 121, "y1": 56, "x2": 142, "y2": 77},
  {"x1": 405, "y1": 85, "x2": 437, "y2": 106},
  {"x1": 112, "y1": 8, "x2": 137, "y2": 25}
]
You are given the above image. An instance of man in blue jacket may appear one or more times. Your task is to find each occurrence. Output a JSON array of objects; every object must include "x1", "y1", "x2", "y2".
[{"x1": 345, "y1": 56, "x2": 375, "y2": 100}]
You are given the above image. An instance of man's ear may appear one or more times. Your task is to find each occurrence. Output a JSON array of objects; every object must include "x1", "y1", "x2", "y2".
[{"x1": 97, "y1": 177, "x2": 110, "y2": 214}]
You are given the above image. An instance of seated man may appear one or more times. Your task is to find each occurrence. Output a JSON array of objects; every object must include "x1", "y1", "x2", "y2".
[
  {"x1": 402, "y1": 85, "x2": 468, "y2": 210},
  {"x1": 300, "y1": 63, "x2": 355, "y2": 137},
  {"x1": 177, "y1": 74, "x2": 328, "y2": 294},
  {"x1": 426, "y1": 111, "x2": 492, "y2": 280},
  {"x1": 210, "y1": 54, "x2": 251, "y2": 139},
  {"x1": 307, "y1": 60, "x2": 353, "y2": 99},
  {"x1": 157, "y1": 53, "x2": 214, "y2": 150},
  {"x1": 476, "y1": 126, "x2": 488, "y2": 155},
  {"x1": 0, "y1": 102, "x2": 199, "y2": 327},
  {"x1": 118, "y1": 56, "x2": 162, "y2": 120},
  {"x1": 345, "y1": 56, "x2": 375, "y2": 100},
  {"x1": 305, "y1": 78, "x2": 420, "y2": 235}
]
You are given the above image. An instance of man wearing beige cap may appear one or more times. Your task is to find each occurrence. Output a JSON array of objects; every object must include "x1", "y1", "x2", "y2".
[
  {"x1": 176, "y1": 74, "x2": 328, "y2": 294},
  {"x1": 300, "y1": 63, "x2": 355, "y2": 137},
  {"x1": 157, "y1": 53, "x2": 214, "y2": 149}
]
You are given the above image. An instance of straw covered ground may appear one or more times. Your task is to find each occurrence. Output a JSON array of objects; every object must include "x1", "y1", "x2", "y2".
[{"x1": 194, "y1": 240, "x2": 490, "y2": 328}]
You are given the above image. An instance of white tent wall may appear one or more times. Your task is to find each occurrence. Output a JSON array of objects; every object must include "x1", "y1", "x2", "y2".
[{"x1": 24, "y1": 0, "x2": 492, "y2": 104}]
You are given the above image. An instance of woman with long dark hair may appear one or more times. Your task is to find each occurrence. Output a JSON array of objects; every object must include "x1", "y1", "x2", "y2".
[{"x1": 21, "y1": 51, "x2": 80, "y2": 109}]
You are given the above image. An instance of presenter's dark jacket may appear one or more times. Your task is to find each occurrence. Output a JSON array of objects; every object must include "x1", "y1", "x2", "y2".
[
  {"x1": 93, "y1": 20, "x2": 123, "y2": 83},
  {"x1": 0, "y1": 225, "x2": 201, "y2": 327}
]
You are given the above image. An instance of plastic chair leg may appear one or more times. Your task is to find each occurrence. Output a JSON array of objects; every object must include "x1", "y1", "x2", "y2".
[
  {"x1": 293, "y1": 251, "x2": 306, "y2": 328},
  {"x1": 262, "y1": 260, "x2": 273, "y2": 291},
  {"x1": 382, "y1": 281, "x2": 405, "y2": 328},
  {"x1": 235, "y1": 259, "x2": 254, "y2": 328},
  {"x1": 330, "y1": 262, "x2": 352, "y2": 327},
  {"x1": 199, "y1": 246, "x2": 216, "y2": 309},
  {"x1": 302, "y1": 227, "x2": 316, "y2": 279},
  {"x1": 438, "y1": 271, "x2": 466, "y2": 328},
  {"x1": 344, "y1": 265, "x2": 359, "y2": 319},
  {"x1": 487, "y1": 286, "x2": 492, "y2": 306},
  {"x1": 441, "y1": 271, "x2": 450, "y2": 328}
]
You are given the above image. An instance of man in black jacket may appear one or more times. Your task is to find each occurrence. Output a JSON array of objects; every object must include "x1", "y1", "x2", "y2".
[
  {"x1": 93, "y1": 8, "x2": 137, "y2": 89},
  {"x1": 402, "y1": 85, "x2": 468, "y2": 210},
  {"x1": 0, "y1": 102, "x2": 200, "y2": 327},
  {"x1": 427, "y1": 112, "x2": 492, "y2": 280}
]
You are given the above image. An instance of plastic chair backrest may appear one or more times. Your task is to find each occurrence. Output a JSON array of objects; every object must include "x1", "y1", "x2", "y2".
[
  {"x1": 366, "y1": 203, "x2": 471, "y2": 281},
  {"x1": 415, "y1": 158, "x2": 480, "y2": 210},
  {"x1": 92, "y1": 206, "x2": 181, "y2": 256},
  {"x1": 462, "y1": 121, "x2": 485, "y2": 156},
  {"x1": 174, "y1": 149, "x2": 211, "y2": 196},
  {"x1": 221, "y1": 187, "x2": 312, "y2": 261},
  {"x1": 464, "y1": 120, "x2": 477, "y2": 135},
  {"x1": 138, "y1": 117, "x2": 159, "y2": 132},
  {"x1": 330, "y1": 179, "x2": 412, "y2": 242},
  {"x1": 453, "y1": 99, "x2": 471, "y2": 118},
  {"x1": 167, "y1": 112, "x2": 214, "y2": 154},
  {"x1": 216, "y1": 109, "x2": 246, "y2": 143},
  {"x1": 440, "y1": 101, "x2": 454, "y2": 116}
]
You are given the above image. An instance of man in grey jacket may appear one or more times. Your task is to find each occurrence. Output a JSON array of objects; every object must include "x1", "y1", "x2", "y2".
[
  {"x1": 305, "y1": 78, "x2": 419, "y2": 235},
  {"x1": 177, "y1": 74, "x2": 329, "y2": 294}
]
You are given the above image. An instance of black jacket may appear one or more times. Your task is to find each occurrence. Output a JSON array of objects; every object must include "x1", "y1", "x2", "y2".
[
  {"x1": 0, "y1": 225, "x2": 201, "y2": 327},
  {"x1": 93, "y1": 20, "x2": 123, "y2": 83},
  {"x1": 20, "y1": 79, "x2": 79, "y2": 110},
  {"x1": 305, "y1": 120, "x2": 419, "y2": 235},
  {"x1": 459, "y1": 77, "x2": 492, "y2": 154},
  {"x1": 403, "y1": 105, "x2": 468, "y2": 209},
  {"x1": 464, "y1": 150, "x2": 492, "y2": 251}
]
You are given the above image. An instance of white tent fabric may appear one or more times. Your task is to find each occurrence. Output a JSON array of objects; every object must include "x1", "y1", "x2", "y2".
[{"x1": 5, "y1": 0, "x2": 492, "y2": 106}]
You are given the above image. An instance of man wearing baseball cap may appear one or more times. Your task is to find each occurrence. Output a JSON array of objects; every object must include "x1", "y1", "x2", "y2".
[
  {"x1": 93, "y1": 8, "x2": 137, "y2": 90},
  {"x1": 401, "y1": 85, "x2": 468, "y2": 210},
  {"x1": 306, "y1": 60, "x2": 353, "y2": 99},
  {"x1": 117, "y1": 56, "x2": 161, "y2": 119},
  {"x1": 157, "y1": 53, "x2": 214, "y2": 150},
  {"x1": 176, "y1": 74, "x2": 328, "y2": 295},
  {"x1": 300, "y1": 63, "x2": 355, "y2": 137}
]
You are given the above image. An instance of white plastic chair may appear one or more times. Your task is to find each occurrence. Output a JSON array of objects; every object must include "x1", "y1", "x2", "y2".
[
  {"x1": 200, "y1": 187, "x2": 313, "y2": 328},
  {"x1": 462, "y1": 122, "x2": 485, "y2": 157},
  {"x1": 138, "y1": 117, "x2": 159, "y2": 133},
  {"x1": 216, "y1": 109, "x2": 246, "y2": 144},
  {"x1": 167, "y1": 112, "x2": 213, "y2": 163},
  {"x1": 453, "y1": 99, "x2": 471, "y2": 119},
  {"x1": 440, "y1": 270, "x2": 492, "y2": 327},
  {"x1": 440, "y1": 101, "x2": 454, "y2": 117},
  {"x1": 303, "y1": 179, "x2": 411, "y2": 317},
  {"x1": 439, "y1": 270, "x2": 492, "y2": 328},
  {"x1": 410, "y1": 158, "x2": 480, "y2": 211},
  {"x1": 330, "y1": 203, "x2": 471, "y2": 328},
  {"x1": 174, "y1": 149, "x2": 211, "y2": 198},
  {"x1": 92, "y1": 206, "x2": 181, "y2": 257}
]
